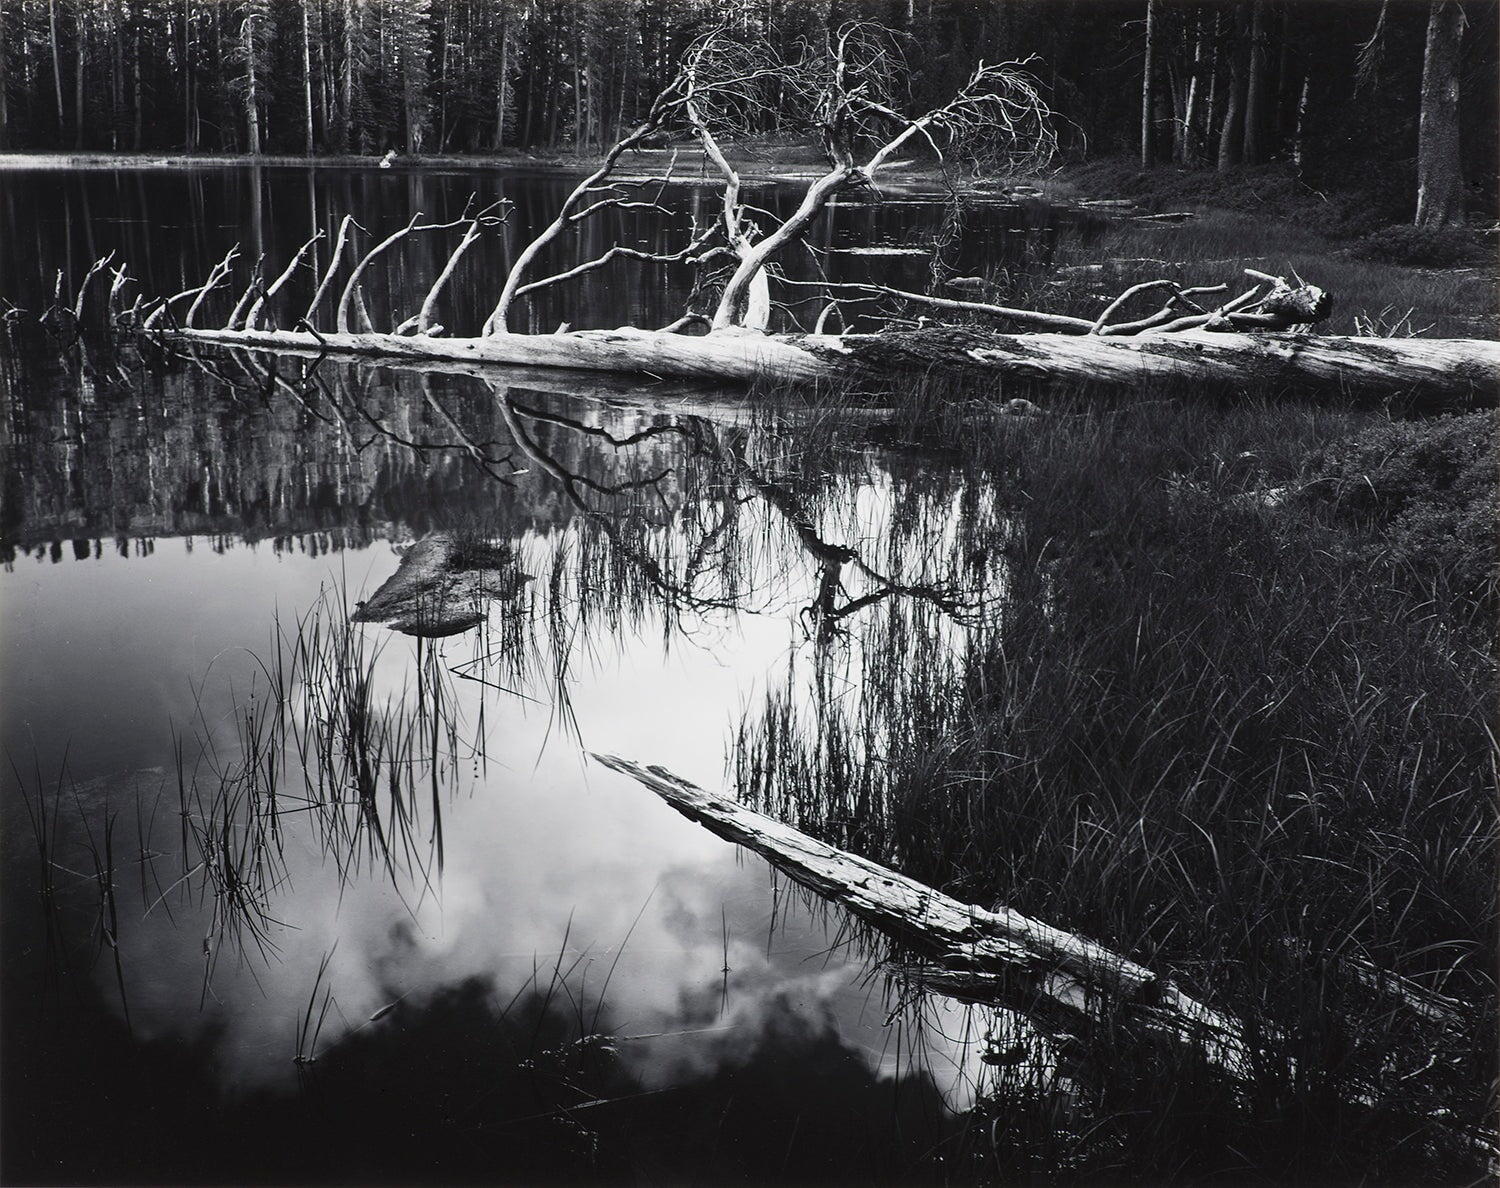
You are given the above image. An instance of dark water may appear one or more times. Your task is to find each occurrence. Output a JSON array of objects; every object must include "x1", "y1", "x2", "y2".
[
  {"x1": 0, "y1": 167, "x2": 1070, "y2": 1185},
  {"x1": 0, "y1": 164, "x2": 1086, "y2": 335}
]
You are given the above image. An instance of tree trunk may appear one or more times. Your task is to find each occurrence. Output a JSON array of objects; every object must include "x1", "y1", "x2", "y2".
[
  {"x1": 0, "y1": 0, "x2": 9, "y2": 151},
  {"x1": 1204, "y1": 12, "x2": 1222, "y2": 144},
  {"x1": 111, "y1": 0, "x2": 123, "y2": 150},
  {"x1": 1415, "y1": 1, "x2": 1466, "y2": 228},
  {"x1": 1291, "y1": 70, "x2": 1310, "y2": 172},
  {"x1": 1141, "y1": 0, "x2": 1158, "y2": 167},
  {"x1": 340, "y1": 0, "x2": 355, "y2": 153},
  {"x1": 1181, "y1": 9, "x2": 1206, "y2": 164},
  {"x1": 132, "y1": 15, "x2": 142, "y2": 150},
  {"x1": 493, "y1": 5, "x2": 510, "y2": 150},
  {"x1": 243, "y1": 11, "x2": 260, "y2": 156},
  {"x1": 183, "y1": 0, "x2": 195, "y2": 152},
  {"x1": 1241, "y1": 0, "x2": 1266, "y2": 164},
  {"x1": 302, "y1": 3, "x2": 315, "y2": 155},
  {"x1": 573, "y1": 10, "x2": 585, "y2": 152},
  {"x1": 317, "y1": 0, "x2": 333, "y2": 145},
  {"x1": 73, "y1": 2, "x2": 85, "y2": 149},
  {"x1": 1217, "y1": 5, "x2": 1248, "y2": 170},
  {"x1": 156, "y1": 324, "x2": 1500, "y2": 407},
  {"x1": 48, "y1": 0, "x2": 66, "y2": 137}
]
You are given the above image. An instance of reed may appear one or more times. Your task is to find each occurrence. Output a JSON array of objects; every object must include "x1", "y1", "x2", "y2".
[{"x1": 161, "y1": 582, "x2": 482, "y2": 984}]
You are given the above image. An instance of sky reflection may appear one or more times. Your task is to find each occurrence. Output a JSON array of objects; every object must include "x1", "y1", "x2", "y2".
[{"x1": 2, "y1": 528, "x2": 988, "y2": 1118}]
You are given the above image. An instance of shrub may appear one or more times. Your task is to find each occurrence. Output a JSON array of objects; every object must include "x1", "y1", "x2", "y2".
[
  {"x1": 1304, "y1": 411, "x2": 1499, "y2": 618},
  {"x1": 1351, "y1": 223, "x2": 1485, "y2": 267}
]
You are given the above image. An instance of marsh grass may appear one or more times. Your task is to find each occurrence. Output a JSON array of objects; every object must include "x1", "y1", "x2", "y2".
[
  {"x1": 145, "y1": 583, "x2": 487, "y2": 990},
  {"x1": 987, "y1": 202, "x2": 1498, "y2": 340},
  {"x1": 12, "y1": 753, "x2": 66, "y2": 969},
  {"x1": 734, "y1": 372, "x2": 1498, "y2": 1180}
]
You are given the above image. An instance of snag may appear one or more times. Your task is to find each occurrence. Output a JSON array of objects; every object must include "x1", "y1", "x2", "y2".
[{"x1": 110, "y1": 21, "x2": 1494, "y2": 406}]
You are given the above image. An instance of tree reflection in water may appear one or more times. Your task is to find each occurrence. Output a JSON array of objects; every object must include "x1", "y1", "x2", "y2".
[{"x1": 3, "y1": 340, "x2": 1026, "y2": 1185}]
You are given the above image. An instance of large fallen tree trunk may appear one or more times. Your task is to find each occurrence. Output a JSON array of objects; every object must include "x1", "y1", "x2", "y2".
[
  {"x1": 164, "y1": 322, "x2": 1500, "y2": 404},
  {"x1": 92, "y1": 24, "x2": 1492, "y2": 407}
]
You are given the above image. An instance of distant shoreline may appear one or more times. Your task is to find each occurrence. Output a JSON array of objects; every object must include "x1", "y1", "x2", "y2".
[
  {"x1": 0, "y1": 147, "x2": 1005, "y2": 190},
  {"x1": 0, "y1": 150, "x2": 607, "y2": 171}
]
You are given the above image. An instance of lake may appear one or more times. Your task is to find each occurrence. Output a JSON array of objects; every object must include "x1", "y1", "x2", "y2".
[{"x1": 1, "y1": 164, "x2": 1077, "y2": 1184}]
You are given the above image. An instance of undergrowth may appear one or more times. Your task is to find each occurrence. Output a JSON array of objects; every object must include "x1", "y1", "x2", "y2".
[
  {"x1": 735, "y1": 373, "x2": 1498, "y2": 1182},
  {"x1": 1033, "y1": 158, "x2": 1498, "y2": 339}
]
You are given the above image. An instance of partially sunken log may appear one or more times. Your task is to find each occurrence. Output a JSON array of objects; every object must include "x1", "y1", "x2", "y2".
[
  {"x1": 594, "y1": 753, "x2": 1487, "y2": 1153},
  {"x1": 591, "y1": 753, "x2": 1250, "y2": 1076},
  {"x1": 353, "y1": 533, "x2": 529, "y2": 637}
]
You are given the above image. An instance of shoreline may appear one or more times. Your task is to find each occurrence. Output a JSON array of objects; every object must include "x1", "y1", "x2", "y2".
[{"x1": 0, "y1": 147, "x2": 1044, "y2": 193}]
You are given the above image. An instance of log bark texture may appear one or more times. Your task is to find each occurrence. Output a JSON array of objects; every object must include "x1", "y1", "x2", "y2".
[{"x1": 166, "y1": 324, "x2": 1499, "y2": 404}]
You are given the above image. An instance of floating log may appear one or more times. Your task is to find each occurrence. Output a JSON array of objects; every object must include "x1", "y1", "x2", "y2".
[{"x1": 166, "y1": 323, "x2": 1499, "y2": 405}]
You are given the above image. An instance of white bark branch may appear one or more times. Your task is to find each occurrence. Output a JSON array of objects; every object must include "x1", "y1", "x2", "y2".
[
  {"x1": 304, "y1": 215, "x2": 354, "y2": 325},
  {"x1": 246, "y1": 232, "x2": 323, "y2": 330}
]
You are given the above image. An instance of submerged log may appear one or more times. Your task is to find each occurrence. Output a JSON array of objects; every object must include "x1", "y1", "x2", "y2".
[
  {"x1": 594, "y1": 754, "x2": 1493, "y2": 1159},
  {"x1": 353, "y1": 532, "x2": 530, "y2": 637},
  {"x1": 166, "y1": 323, "x2": 1498, "y2": 404}
]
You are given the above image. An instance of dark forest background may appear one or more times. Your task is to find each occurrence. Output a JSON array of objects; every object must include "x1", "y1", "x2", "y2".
[{"x1": 1, "y1": 2, "x2": 1496, "y2": 220}]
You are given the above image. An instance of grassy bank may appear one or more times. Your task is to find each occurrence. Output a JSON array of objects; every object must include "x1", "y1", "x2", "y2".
[{"x1": 733, "y1": 370, "x2": 1497, "y2": 1181}]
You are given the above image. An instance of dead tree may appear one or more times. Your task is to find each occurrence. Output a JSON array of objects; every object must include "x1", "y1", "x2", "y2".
[{"x1": 114, "y1": 22, "x2": 1497, "y2": 405}]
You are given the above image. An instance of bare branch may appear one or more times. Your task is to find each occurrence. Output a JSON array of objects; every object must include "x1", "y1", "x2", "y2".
[
  {"x1": 659, "y1": 312, "x2": 711, "y2": 334},
  {"x1": 869, "y1": 284, "x2": 1094, "y2": 333},
  {"x1": 513, "y1": 229, "x2": 720, "y2": 303},
  {"x1": 1098, "y1": 284, "x2": 1229, "y2": 335},
  {"x1": 143, "y1": 246, "x2": 238, "y2": 330},
  {"x1": 484, "y1": 76, "x2": 693, "y2": 335},
  {"x1": 682, "y1": 32, "x2": 773, "y2": 330},
  {"x1": 246, "y1": 232, "x2": 323, "y2": 331},
  {"x1": 70, "y1": 252, "x2": 116, "y2": 322},
  {"x1": 304, "y1": 215, "x2": 355, "y2": 325},
  {"x1": 335, "y1": 212, "x2": 475, "y2": 334},
  {"x1": 107, "y1": 262, "x2": 133, "y2": 318},
  {"x1": 1089, "y1": 279, "x2": 1179, "y2": 334},
  {"x1": 417, "y1": 219, "x2": 482, "y2": 335},
  {"x1": 224, "y1": 254, "x2": 266, "y2": 330},
  {"x1": 337, "y1": 217, "x2": 416, "y2": 333}
]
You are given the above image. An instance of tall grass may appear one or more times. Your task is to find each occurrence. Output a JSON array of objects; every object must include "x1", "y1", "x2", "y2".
[
  {"x1": 155, "y1": 584, "x2": 485, "y2": 986},
  {"x1": 735, "y1": 374, "x2": 1498, "y2": 1181}
]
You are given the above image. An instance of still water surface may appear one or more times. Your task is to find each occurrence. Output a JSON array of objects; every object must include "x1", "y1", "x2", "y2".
[{"x1": 1, "y1": 165, "x2": 1069, "y2": 1183}]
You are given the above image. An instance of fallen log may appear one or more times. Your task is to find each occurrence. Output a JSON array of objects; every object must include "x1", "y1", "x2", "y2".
[
  {"x1": 592, "y1": 754, "x2": 1496, "y2": 1161},
  {"x1": 590, "y1": 753, "x2": 1250, "y2": 1076},
  {"x1": 164, "y1": 322, "x2": 1500, "y2": 405}
]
